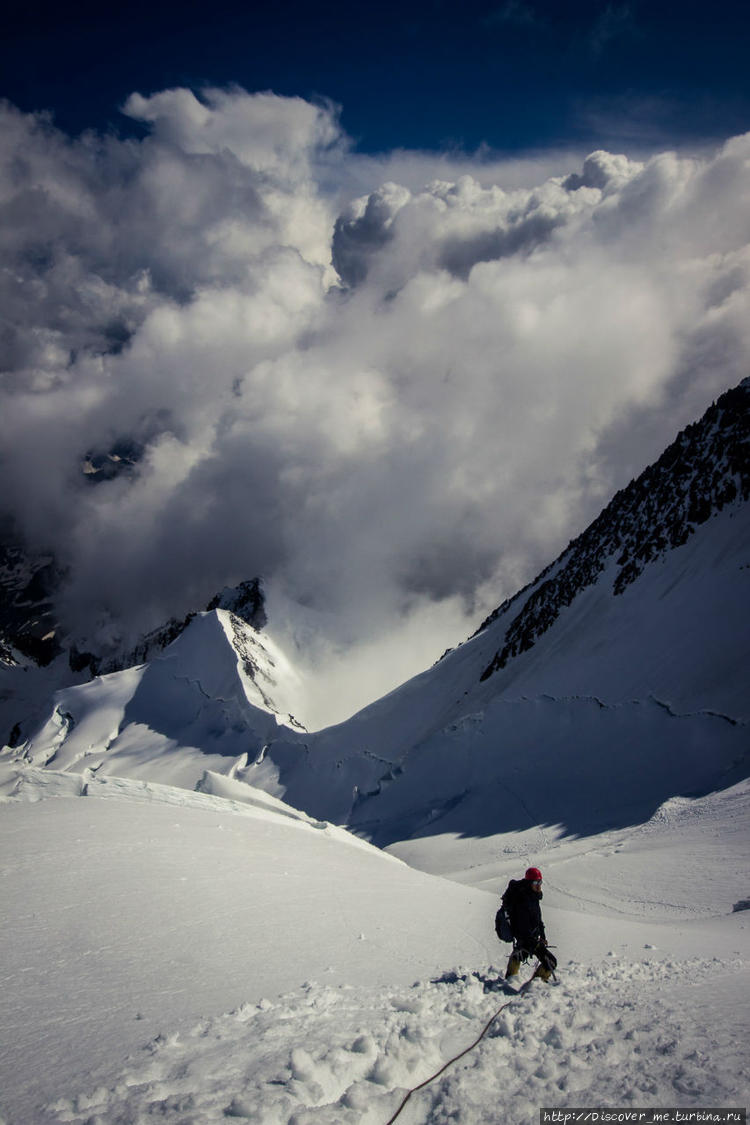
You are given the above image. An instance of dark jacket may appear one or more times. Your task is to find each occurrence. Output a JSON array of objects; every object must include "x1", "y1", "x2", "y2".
[{"x1": 501, "y1": 879, "x2": 546, "y2": 947}]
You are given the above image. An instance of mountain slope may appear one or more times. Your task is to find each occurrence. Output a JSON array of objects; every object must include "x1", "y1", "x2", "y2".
[
  {"x1": 17, "y1": 610, "x2": 306, "y2": 789},
  {"x1": 250, "y1": 379, "x2": 750, "y2": 840},
  {"x1": 478, "y1": 378, "x2": 750, "y2": 684},
  {"x1": 4, "y1": 380, "x2": 749, "y2": 848}
]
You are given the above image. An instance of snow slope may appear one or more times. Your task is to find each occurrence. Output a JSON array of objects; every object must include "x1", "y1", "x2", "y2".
[
  {"x1": 14, "y1": 609, "x2": 306, "y2": 790},
  {"x1": 0, "y1": 767, "x2": 498, "y2": 1123},
  {"x1": 240, "y1": 502, "x2": 749, "y2": 845},
  {"x1": 0, "y1": 769, "x2": 747, "y2": 1124},
  {"x1": 244, "y1": 384, "x2": 750, "y2": 844}
]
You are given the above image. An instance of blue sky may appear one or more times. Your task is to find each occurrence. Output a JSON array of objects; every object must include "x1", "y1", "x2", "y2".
[{"x1": 3, "y1": 0, "x2": 749, "y2": 153}]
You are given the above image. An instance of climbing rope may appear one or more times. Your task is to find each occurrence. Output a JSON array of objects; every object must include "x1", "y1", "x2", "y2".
[{"x1": 384, "y1": 976, "x2": 534, "y2": 1125}]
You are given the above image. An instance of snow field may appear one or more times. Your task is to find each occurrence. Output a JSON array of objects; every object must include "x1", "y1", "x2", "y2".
[
  {"x1": 1, "y1": 769, "x2": 747, "y2": 1123},
  {"x1": 41, "y1": 958, "x2": 748, "y2": 1125},
  {"x1": 0, "y1": 772, "x2": 498, "y2": 1122}
]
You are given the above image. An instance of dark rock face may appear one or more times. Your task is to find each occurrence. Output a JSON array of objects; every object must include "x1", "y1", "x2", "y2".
[
  {"x1": 206, "y1": 579, "x2": 267, "y2": 631},
  {"x1": 0, "y1": 536, "x2": 67, "y2": 666},
  {"x1": 480, "y1": 380, "x2": 750, "y2": 682}
]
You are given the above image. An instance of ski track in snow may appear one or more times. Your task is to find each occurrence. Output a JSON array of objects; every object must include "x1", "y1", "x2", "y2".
[{"x1": 40, "y1": 959, "x2": 748, "y2": 1125}]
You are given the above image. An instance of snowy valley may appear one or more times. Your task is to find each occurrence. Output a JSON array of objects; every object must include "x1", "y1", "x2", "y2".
[{"x1": 1, "y1": 380, "x2": 749, "y2": 1124}]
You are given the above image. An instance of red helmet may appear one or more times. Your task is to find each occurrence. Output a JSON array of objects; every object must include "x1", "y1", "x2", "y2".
[{"x1": 524, "y1": 867, "x2": 542, "y2": 882}]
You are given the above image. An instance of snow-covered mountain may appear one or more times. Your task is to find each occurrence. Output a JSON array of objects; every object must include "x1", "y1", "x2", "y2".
[
  {"x1": 3, "y1": 379, "x2": 749, "y2": 852},
  {"x1": 248, "y1": 377, "x2": 750, "y2": 844},
  {"x1": 17, "y1": 608, "x2": 306, "y2": 790},
  {"x1": 476, "y1": 378, "x2": 750, "y2": 686},
  {"x1": 0, "y1": 577, "x2": 276, "y2": 758}
]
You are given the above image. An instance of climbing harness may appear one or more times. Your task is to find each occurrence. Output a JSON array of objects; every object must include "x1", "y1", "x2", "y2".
[{"x1": 384, "y1": 975, "x2": 535, "y2": 1125}]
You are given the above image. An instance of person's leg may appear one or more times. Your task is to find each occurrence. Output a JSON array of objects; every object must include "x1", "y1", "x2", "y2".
[
  {"x1": 531, "y1": 941, "x2": 556, "y2": 982},
  {"x1": 505, "y1": 944, "x2": 525, "y2": 978},
  {"x1": 531, "y1": 961, "x2": 552, "y2": 981}
]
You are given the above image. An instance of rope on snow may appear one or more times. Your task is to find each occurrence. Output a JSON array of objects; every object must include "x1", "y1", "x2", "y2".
[{"x1": 384, "y1": 976, "x2": 534, "y2": 1125}]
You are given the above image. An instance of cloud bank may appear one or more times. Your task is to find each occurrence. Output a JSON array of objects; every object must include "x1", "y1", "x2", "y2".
[{"x1": 2, "y1": 89, "x2": 749, "y2": 724}]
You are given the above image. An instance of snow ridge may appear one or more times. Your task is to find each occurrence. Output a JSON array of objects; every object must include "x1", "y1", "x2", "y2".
[{"x1": 480, "y1": 380, "x2": 750, "y2": 680}]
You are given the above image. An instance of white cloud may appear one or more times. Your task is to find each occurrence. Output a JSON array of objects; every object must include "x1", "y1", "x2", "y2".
[{"x1": 1, "y1": 92, "x2": 749, "y2": 724}]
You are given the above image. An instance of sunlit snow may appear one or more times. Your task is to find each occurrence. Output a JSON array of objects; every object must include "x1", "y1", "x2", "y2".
[{"x1": 0, "y1": 767, "x2": 747, "y2": 1124}]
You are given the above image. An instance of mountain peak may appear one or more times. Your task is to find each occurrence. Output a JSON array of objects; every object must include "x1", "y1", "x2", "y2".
[
  {"x1": 15, "y1": 607, "x2": 306, "y2": 782},
  {"x1": 205, "y1": 578, "x2": 267, "y2": 631}
]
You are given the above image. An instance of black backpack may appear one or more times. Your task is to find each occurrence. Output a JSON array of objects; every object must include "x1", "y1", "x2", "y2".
[{"x1": 494, "y1": 905, "x2": 514, "y2": 943}]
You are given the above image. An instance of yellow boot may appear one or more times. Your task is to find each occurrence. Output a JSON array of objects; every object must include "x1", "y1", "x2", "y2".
[
  {"x1": 532, "y1": 962, "x2": 552, "y2": 982},
  {"x1": 505, "y1": 952, "x2": 521, "y2": 978}
]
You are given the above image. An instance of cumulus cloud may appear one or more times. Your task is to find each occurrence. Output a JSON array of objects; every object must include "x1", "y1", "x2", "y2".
[{"x1": 1, "y1": 89, "x2": 749, "y2": 725}]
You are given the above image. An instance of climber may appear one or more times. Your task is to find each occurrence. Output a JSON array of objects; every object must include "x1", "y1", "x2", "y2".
[{"x1": 500, "y1": 867, "x2": 557, "y2": 982}]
